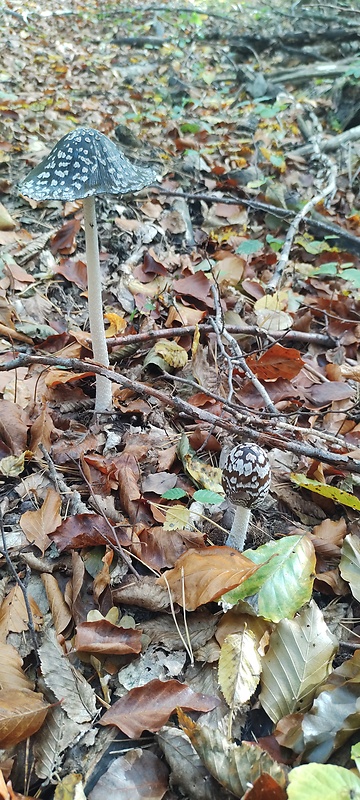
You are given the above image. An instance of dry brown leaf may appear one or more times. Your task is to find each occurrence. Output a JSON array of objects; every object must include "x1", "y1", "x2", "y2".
[
  {"x1": 29, "y1": 408, "x2": 56, "y2": 460},
  {"x1": 112, "y1": 576, "x2": 170, "y2": 612},
  {"x1": 0, "y1": 585, "x2": 43, "y2": 642},
  {"x1": 45, "y1": 368, "x2": 94, "y2": 387},
  {"x1": 49, "y1": 513, "x2": 132, "y2": 552},
  {"x1": 131, "y1": 526, "x2": 206, "y2": 571},
  {"x1": 41, "y1": 574, "x2": 72, "y2": 636},
  {"x1": 20, "y1": 489, "x2": 62, "y2": 554},
  {"x1": 99, "y1": 678, "x2": 220, "y2": 737},
  {"x1": 157, "y1": 547, "x2": 259, "y2": 611},
  {"x1": 243, "y1": 773, "x2": 287, "y2": 800},
  {"x1": 0, "y1": 769, "x2": 35, "y2": 800},
  {"x1": 74, "y1": 620, "x2": 142, "y2": 655},
  {"x1": 0, "y1": 689, "x2": 49, "y2": 748},
  {"x1": 93, "y1": 549, "x2": 113, "y2": 602},
  {"x1": 0, "y1": 401, "x2": 28, "y2": 455},
  {"x1": 0, "y1": 644, "x2": 33, "y2": 692}
]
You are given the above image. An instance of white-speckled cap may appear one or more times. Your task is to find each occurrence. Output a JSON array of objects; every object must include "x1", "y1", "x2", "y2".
[
  {"x1": 20, "y1": 127, "x2": 159, "y2": 201},
  {"x1": 222, "y1": 443, "x2": 271, "y2": 509}
]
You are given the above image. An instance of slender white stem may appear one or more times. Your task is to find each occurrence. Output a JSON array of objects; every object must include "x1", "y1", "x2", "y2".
[
  {"x1": 226, "y1": 506, "x2": 251, "y2": 552},
  {"x1": 82, "y1": 196, "x2": 112, "y2": 412}
]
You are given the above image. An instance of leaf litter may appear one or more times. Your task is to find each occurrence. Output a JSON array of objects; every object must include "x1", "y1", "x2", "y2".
[{"x1": 0, "y1": 0, "x2": 360, "y2": 797}]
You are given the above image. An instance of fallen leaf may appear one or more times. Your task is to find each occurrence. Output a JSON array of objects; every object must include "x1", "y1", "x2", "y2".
[
  {"x1": 74, "y1": 620, "x2": 142, "y2": 655},
  {"x1": 99, "y1": 678, "x2": 220, "y2": 737},
  {"x1": 157, "y1": 547, "x2": 259, "y2": 610},
  {"x1": 0, "y1": 689, "x2": 49, "y2": 748},
  {"x1": 20, "y1": 489, "x2": 62, "y2": 554}
]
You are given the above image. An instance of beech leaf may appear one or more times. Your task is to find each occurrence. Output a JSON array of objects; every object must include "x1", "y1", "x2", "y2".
[
  {"x1": 99, "y1": 678, "x2": 220, "y2": 737},
  {"x1": 157, "y1": 547, "x2": 259, "y2": 611}
]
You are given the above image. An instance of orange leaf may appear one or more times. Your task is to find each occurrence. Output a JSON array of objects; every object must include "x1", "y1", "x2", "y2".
[
  {"x1": 157, "y1": 547, "x2": 259, "y2": 610},
  {"x1": 20, "y1": 488, "x2": 62, "y2": 554},
  {"x1": 45, "y1": 368, "x2": 94, "y2": 386},
  {"x1": 243, "y1": 773, "x2": 287, "y2": 800},
  {"x1": 0, "y1": 689, "x2": 49, "y2": 748},
  {"x1": 246, "y1": 344, "x2": 304, "y2": 381},
  {"x1": 0, "y1": 585, "x2": 43, "y2": 641},
  {"x1": 99, "y1": 678, "x2": 219, "y2": 737}
]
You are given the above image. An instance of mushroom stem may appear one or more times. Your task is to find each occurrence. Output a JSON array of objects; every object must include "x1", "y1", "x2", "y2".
[
  {"x1": 82, "y1": 196, "x2": 112, "y2": 412},
  {"x1": 226, "y1": 506, "x2": 251, "y2": 552}
]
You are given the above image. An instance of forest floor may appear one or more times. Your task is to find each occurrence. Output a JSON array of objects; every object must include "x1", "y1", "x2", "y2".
[{"x1": 0, "y1": 0, "x2": 360, "y2": 798}]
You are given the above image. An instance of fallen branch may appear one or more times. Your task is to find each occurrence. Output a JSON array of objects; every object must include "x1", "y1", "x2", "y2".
[{"x1": 2, "y1": 353, "x2": 360, "y2": 473}]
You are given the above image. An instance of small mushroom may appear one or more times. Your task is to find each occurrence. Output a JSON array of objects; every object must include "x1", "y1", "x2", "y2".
[
  {"x1": 221, "y1": 443, "x2": 271, "y2": 551},
  {"x1": 20, "y1": 127, "x2": 159, "y2": 412}
]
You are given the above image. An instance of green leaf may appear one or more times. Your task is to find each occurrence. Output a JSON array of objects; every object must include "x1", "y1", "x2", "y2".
[
  {"x1": 291, "y1": 473, "x2": 360, "y2": 511},
  {"x1": 339, "y1": 533, "x2": 360, "y2": 601},
  {"x1": 222, "y1": 535, "x2": 316, "y2": 622},
  {"x1": 311, "y1": 263, "x2": 338, "y2": 276},
  {"x1": 295, "y1": 235, "x2": 331, "y2": 254},
  {"x1": 193, "y1": 489, "x2": 224, "y2": 505},
  {"x1": 162, "y1": 488, "x2": 188, "y2": 500},
  {"x1": 260, "y1": 601, "x2": 337, "y2": 723},
  {"x1": 341, "y1": 268, "x2": 360, "y2": 288},
  {"x1": 351, "y1": 742, "x2": 360, "y2": 772},
  {"x1": 236, "y1": 239, "x2": 262, "y2": 256},
  {"x1": 266, "y1": 234, "x2": 284, "y2": 252},
  {"x1": 287, "y1": 764, "x2": 360, "y2": 800}
]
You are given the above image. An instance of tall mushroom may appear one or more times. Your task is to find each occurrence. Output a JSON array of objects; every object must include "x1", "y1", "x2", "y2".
[
  {"x1": 20, "y1": 127, "x2": 159, "y2": 413},
  {"x1": 221, "y1": 443, "x2": 271, "y2": 552}
]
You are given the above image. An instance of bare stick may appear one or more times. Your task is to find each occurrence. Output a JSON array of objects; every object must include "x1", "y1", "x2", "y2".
[
  {"x1": 210, "y1": 284, "x2": 280, "y2": 416},
  {"x1": 2, "y1": 353, "x2": 358, "y2": 471}
]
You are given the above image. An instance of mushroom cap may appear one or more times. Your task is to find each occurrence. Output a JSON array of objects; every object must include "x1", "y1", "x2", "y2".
[
  {"x1": 222, "y1": 443, "x2": 271, "y2": 509},
  {"x1": 20, "y1": 127, "x2": 159, "y2": 201}
]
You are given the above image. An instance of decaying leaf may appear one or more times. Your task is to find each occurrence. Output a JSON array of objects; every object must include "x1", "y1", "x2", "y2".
[
  {"x1": 178, "y1": 710, "x2": 287, "y2": 797},
  {"x1": 218, "y1": 629, "x2": 262, "y2": 709},
  {"x1": 260, "y1": 601, "x2": 338, "y2": 723}
]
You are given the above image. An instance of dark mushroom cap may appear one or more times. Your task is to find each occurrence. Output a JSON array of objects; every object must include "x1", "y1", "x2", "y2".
[
  {"x1": 222, "y1": 443, "x2": 271, "y2": 509},
  {"x1": 20, "y1": 127, "x2": 159, "y2": 201}
]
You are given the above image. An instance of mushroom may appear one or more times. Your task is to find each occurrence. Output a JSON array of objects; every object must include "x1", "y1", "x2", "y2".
[
  {"x1": 20, "y1": 127, "x2": 159, "y2": 413},
  {"x1": 221, "y1": 443, "x2": 271, "y2": 551}
]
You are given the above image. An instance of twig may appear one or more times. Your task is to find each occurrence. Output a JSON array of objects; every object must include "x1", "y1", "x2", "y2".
[
  {"x1": 1, "y1": 353, "x2": 360, "y2": 471},
  {"x1": 155, "y1": 188, "x2": 360, "y2": 254},
  {"x1": 162, "y1": 371, "x2": 350, "y2": 452},
  {"x1": 39, "y1": 444, "x2": 88, "y2": 515},
  {"x1": 267, "y1": 108, "x2": 339, "y2": 293},
  {"x1": 106, "y1": 324, "x2": 335, "y2": 350},
  {"x1": 0, "y1": 509, "x2": 39, "y2": 666},
  {"x1": 210, "y1": 284, "x2": 280, "y2": 416},
  {"x1": 288, "y1": 124, "x2": 360, "y2": 158},
  {"x1": 267, "y1": 165, "x2": 337, "y2": 292}
]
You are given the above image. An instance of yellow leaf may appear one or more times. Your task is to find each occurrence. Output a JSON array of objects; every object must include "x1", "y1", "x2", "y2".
[
  {"x1": 291, "y1": 473, "x2": 360, "y2": 511},
  {"x1": 104, "y1": 312, "x2": 126, "y2": 337},
  {"x1": 184, "y1": 453, "x2": 223, "y2": 493},
  {"x1": 192, "y1": 324, "x2": 200, "y2": 358},
  {"x1": 254, "y1": 290, "x2": 289, "y2": 312},
  {"x1": 0, "y1": 451, "x2": 32, "y2": 477},
  {"x1": 154, "y1": 339, "x2": 188, "y2": 369},
  {"x1": 219, "y1": 629, "x2": 262, "y2": 708},
  {"x1": 163, "y1": 505, "x2": 190, "y2": 531}
]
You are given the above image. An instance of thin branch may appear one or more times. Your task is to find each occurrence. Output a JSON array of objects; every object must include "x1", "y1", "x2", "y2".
[
  {"x1": 1, "y1": 353, "x2": 360, "y2": 472},
  {"x1": 210, "y1": 284, "x2": 280, "y2": 416}
]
